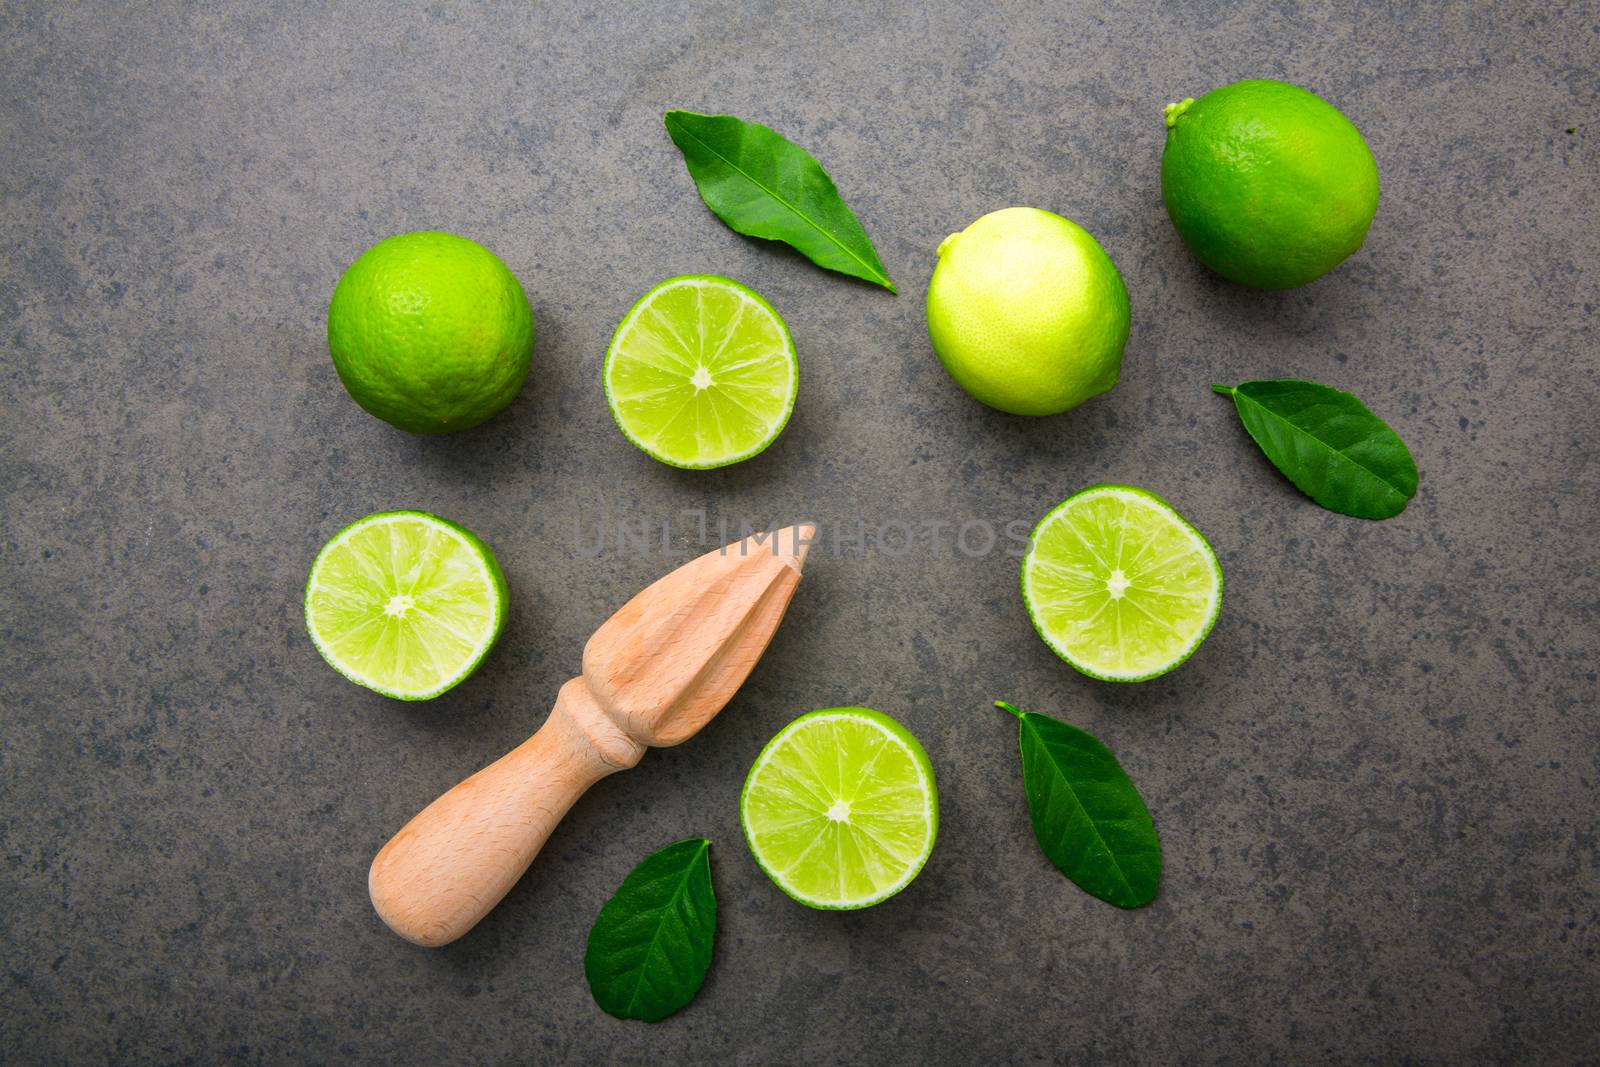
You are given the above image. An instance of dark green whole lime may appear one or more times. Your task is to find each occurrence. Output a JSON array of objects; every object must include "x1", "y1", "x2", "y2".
[{"x1": 1161, "y1": 80, "x2": 1380, "y2": 289}]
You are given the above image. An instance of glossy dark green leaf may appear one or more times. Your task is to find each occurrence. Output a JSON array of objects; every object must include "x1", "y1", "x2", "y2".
[
  {"x1": 584, "y1": 838, "x2": 715, "y2": 1023},
  {"x1": 664, "y1": 110, "x2": 896, "y2": 291},
  {"x1": 1214, "y1": 379, "x2": 1418, "y2": 519},
  {"x1": 996, "y1": 701, "x2": 1160, "y2": 909}
]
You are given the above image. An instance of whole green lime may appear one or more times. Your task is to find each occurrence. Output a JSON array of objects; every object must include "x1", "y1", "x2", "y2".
[
  {"x1": 925, "y1": 207, "x2": 1130, "y2": 416},
  {"x1": 327, "y1": 231, "x2": 534, "y2": 433},
  {"x1": 1161, "y1": 80, "x2": 1379, "y2": 289}
]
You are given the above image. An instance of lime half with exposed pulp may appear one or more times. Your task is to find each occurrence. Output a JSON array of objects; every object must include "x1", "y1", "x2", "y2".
[
  {"x1": 603, "y1": 274, "x2": 797, "y2": 468},
  {"x1": 741, "y1": 707, "x2": 938, "y2": 909},
  {"x1": 305, "y1": 510, "x2": 507, "y2": 700},
  {"x1": 1022, "y1": 484, "x2": 1222, "y2": 682}
]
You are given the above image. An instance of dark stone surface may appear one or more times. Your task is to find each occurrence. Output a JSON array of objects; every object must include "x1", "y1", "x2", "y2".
[{"x1": 2, "y1": 2, "x2": 1597, "y2": 1063}]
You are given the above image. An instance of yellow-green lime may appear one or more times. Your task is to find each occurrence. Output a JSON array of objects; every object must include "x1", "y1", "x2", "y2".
[
  {"x1": 327, "y1": 231, "x2": 534, "y2": 433},
  {"x1": 741, "y1": 708, "x2": 938, "y2": 910},
  {"x1": 604, "y1": 274, "x2": 797, "y2": 469},
  {"x1": 1022, "y1": 485, "x2": 1222, "y2": 682},
  {"x1": 925, "y1": 207, "x2": 1130, "y2": 416},
  {"x1": 1161, "y1": 80, "x2": 1380, "y2": 289},
  {"x1": 305, "y1": 511, "x2": 508, "y2": 700}
]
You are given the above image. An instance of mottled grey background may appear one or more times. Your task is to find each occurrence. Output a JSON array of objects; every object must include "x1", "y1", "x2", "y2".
[{"x1": 2, "y1": 1, "x2": 1597, "y2": 1063}]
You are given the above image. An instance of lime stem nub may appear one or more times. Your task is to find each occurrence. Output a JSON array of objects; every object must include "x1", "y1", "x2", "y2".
[{"x1": 1163, "y1": 98, "x2": 1195, "y2": 129}]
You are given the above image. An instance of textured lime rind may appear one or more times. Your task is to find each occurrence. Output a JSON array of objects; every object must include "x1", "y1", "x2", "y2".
[
  {"x1": 1021, "y1": 484, "x2": 1222, "y2": 683},
  {"x1": 1160, "y1": 79, "x2": 1379, "y2": 289},
  {"x1": 740, "y1": 707, "x2": 939, "y2": 910},
  {"x1": 304, "y1": 510, "x2": 508, "y2": 700},
  {"x1": 327, "y1": 231, "x2": 534, "y2": 433},
  {"x1": 925, "y1": 207, "x2": 1130, "y2": 416},
  {"x1": 603, "y1": 274, "x2": 797, "y2": 469}
]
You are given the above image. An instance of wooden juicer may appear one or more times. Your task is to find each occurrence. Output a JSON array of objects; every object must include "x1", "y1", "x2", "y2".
[{"x1": 368, "y1": 524, "x2": 815, "y2": 946}]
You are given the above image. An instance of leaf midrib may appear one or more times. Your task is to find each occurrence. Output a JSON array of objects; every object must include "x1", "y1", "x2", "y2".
[
  {"x1": 670, "y1": 119, "x2": 891, "y2": 289},
  {"x1": 622, "y1": 840, "x2": 708, "y2": 1018},
  {"x1": 1234, "y1": 388, "x2": 1409, "y2": 500},
  {"x1": 1023, "y1": 715, "x2": 1139, "y2": 900}
]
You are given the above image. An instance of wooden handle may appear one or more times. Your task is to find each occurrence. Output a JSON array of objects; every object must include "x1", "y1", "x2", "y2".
[{"x1": 368, "y1": 678, "x2": 645, "y2": 947}]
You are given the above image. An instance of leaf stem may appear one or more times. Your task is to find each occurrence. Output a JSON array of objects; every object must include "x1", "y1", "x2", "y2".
[
  {"x1": 1211, "y1": 384, "x2": 1235, "y2": 396},
  {"x1": 994, "y1": 700, "x2": 1024, "y2": 719}
]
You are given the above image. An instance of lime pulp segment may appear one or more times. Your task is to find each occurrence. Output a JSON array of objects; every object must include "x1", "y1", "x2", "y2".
[
  {"x1": 604, "y1": 275, "x2": 797, "y2": 469},
  {"x1": 1022, "y1": 485, "x2": 1222, "y2": 682},
  {"x1": 304, "y1": 511, "x2": 507, "y2": 700},
  {"x1": 741, "y1": 708, "x2": 938, "y2": 910}
]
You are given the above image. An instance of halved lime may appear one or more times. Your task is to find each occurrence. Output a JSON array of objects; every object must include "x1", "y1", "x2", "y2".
[
  {"x1": 740, "y1": 708, "x2": 938, "y2": 910},
  {"x1": 304, "y1": 511, "x2": 508, "y2": 700},
  {"x1": 1022, "y1": 484, "x2": 1222, "y2": 682},
  {"x1": 603, "y1": 274, "x2": 797, "y2": 469}
]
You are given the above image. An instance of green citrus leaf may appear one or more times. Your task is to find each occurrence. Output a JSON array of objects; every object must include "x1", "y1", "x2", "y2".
[
  {"x1": 664, "y1": 110, "x2": 896, "y2": 292},
  {"x1": 584, "y1": 838, "x2": 716, "y2": 1023},
  {"x1": 1214, "y1": 379, "x2": 1418, "y2": 519},
  {"x1": 996, "y1": 701, "x2": 1161, "y2": 909}
]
